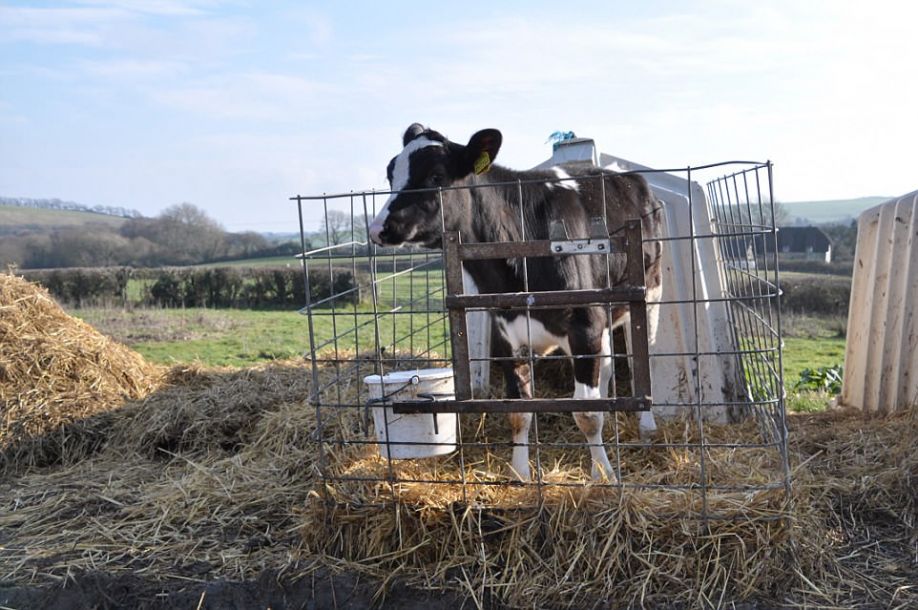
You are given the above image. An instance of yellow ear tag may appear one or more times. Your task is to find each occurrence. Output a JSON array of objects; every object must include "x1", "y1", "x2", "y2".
[{"x1": 473, "y1": 151, "x2": 491, "y2": 175}]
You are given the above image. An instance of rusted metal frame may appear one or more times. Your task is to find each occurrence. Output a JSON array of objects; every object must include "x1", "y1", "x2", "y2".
[
  {"x1": 722, "y1": 173, "x2": 771, "y2": 409},
  {"x1": 442, "y1": 222, "x2": 653, "y2": 413},
  {"x1": 622, "y1": 219, "x2": 652, "y2": 401},
  {"x1": 763, "y1": 162, "x2": 793, "y2": 502},
  {"x1": 446, "y1": 286, "x2": 645, "y2": 309},
  {"x1": 289, "y1": 161, "x2": 771, "y2": 202},
  {"x1": 391, "y1": 397, "x2": 651, "y2": 414},
  {"x1": 317, "y1": 432, "x2": 782, "y2": 451},
  {"x1": 443, "y1": 230, "x2": 472, "y2": 401},
  {"x1": 457, "y1": 237, "x2": 625, "y2": 260}
]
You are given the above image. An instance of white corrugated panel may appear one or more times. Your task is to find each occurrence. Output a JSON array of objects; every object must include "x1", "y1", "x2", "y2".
[{"x1": 840, "y1": 190, "x2": 918, "y2": 414}]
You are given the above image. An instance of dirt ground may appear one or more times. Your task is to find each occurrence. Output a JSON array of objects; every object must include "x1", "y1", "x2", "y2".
[
  {"x1": 0, "y1": 568, "x2": 469, "y2": 610},
  {"x1": 0, "y1": 571, "x2": 786, "y2": 610}
]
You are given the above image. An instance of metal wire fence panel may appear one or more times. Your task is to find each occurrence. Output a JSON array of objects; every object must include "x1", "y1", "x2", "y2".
[{"x1": 294, "y1": 160, "x2": 790, "y2": 522}]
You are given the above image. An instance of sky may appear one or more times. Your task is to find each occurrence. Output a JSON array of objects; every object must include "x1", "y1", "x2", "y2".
[{"x1": 1, "y1": 0, "x2": 916, "y2": 233}]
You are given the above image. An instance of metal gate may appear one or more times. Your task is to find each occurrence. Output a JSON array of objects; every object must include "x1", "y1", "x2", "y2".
[{"x1": 392, "y1": 218, "x2": 651, "y2": 416}]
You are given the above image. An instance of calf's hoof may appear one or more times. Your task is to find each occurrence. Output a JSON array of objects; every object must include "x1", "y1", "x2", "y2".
[
  {"x1": 591, "y1": 462, "x2": 619, "y2": 484},
  {"x1": 509, "y1": 463, "x2": 531, "y2": 482}
]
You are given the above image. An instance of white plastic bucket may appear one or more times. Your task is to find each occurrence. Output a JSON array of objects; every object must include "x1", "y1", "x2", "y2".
[{"x1": 363, "y1": 368, "x2": 457, "y2": 459}]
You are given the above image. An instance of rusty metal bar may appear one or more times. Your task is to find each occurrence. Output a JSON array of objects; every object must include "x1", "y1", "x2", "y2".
[
  {"x1": 624, "y1": 220, "x2": 653, "y2": 399},
  {"x1": 629, "y1": 301, "x2": 652, "y2": 399},
  {"x1": 446, "y1": 286, "x2": 645, "y2": 309},
  {"x1": 443, "y1": 231, "x2": 472, "y2": 400},
  {"x1": 458, "y1": 238, "x2": 626, "y2": 260},
  {"x1": 443, "y1": 219, "x2": 654, "y2": 412},
  {"x1": 391, "y1": 396, "x2": 651, "y2": 414}
]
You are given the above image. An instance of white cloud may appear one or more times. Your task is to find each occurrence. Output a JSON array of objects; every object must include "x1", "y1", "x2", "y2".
[
  {"x1": 0, "y1": 100, "x2": 29, "y2": 126},
  {"x1": 0, "y1": 6, "x2": 126, "y2": 46},
  {"x1": 153, "y1": 72, "x2": 332, "y2": 121},
  {"x1": 72, "y1": 0, "x2": 212, "y2": 17},
  {"x1": 79, "y1": 58, "x2": 188, "y2": 78}
]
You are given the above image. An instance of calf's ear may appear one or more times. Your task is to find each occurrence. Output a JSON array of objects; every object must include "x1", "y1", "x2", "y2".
[
  {"x1": 463, "y1": 129, "x2": 502, "y2": 175},
  {"x1": 403, "y1": 123, "x2": 426, "y2": 145}
]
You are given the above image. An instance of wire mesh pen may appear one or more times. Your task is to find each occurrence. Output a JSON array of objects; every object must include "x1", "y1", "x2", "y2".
[{"x1": 294, "y1": 160, "x2": 790, "y2": 524}]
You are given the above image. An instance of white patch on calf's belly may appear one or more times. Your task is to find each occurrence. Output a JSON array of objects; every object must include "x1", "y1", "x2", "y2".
[{"x1": 496, "y1": 315, "x2": 570, "y2": 356}]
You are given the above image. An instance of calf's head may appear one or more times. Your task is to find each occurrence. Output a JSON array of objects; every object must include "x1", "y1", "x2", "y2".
[{"x1": 368, "y1": 123, "x2": 502, "y2": 248}]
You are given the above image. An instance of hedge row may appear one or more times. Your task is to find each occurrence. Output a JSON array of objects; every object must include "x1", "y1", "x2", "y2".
[
  {"x1": 780, "y1": 274, "x2": 852, "y2": 315},
  {"x1": 19, "y1": 264, "x2": 848, "y2": 315},
  {"x1": 775, "y1": 260, "x2": 853, "y2": 277},
  {"x1": 19, "y1": 266, "x2": 364, "y2": 308},
  {"x1": 18, "y1": 268, "x2": 131, "y2": 305}
]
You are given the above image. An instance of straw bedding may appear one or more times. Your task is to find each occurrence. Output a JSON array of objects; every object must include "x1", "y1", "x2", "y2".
[{"x1": 0, "y1": 276, "x2": 915, "y2": 607}]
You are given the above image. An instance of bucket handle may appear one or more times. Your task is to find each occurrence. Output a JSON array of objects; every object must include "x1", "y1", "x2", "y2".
[
  {"x1": 364, "y1": 375, "x2": 454, "y2": 437},
  {"x1": 364, "y1": 375, "x2": 421, "y2": 435}
]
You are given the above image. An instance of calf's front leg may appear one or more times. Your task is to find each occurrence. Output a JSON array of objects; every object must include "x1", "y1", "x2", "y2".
[
  {"x1": 500, "y1": 356, "x2": 533, "y2": 481},
  {"x1": 573, "y1": 346, "x2": 617, "y2": 483}
]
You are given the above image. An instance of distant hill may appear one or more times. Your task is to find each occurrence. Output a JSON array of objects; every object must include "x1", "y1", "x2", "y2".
[
  {"x1": 0, "y1": 204, "x2": 129, "y2": 235},
  {"x1": 0, "y1": 196, "x2": 141, "y2": 219},
  {"x1": 782, "y1": 196, "x2": 892, "y2": 225},
  {"x1": 260, "y1": 231, "x2": 301, "y2": 243}
]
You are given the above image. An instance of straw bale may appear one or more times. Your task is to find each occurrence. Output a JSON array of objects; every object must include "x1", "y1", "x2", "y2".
[
  {"x1": 0, "y1": 274, "x2": 163, "y2": 472},
  {"x1": 304, "y1": 412, "x2": 797, "y2": 608}
]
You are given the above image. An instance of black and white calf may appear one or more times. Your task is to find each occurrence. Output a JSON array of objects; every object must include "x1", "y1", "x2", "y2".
[{"x1": 369, "y1": 124, "x2": 664, "y2": 481}]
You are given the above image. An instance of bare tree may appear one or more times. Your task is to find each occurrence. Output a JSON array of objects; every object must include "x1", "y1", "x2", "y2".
[
  {"x1": 225, "y1": 231, "x2": 269, "y2": 258},
  {"x1": 320, "y1": 210, "x2": 354, "y2": 246},
  {"x1": 124, "y1": 202, "x2": 226, "y2": 264},
  {"x1": 770, "y1": 200, "x2": 791, "y2": 227}
]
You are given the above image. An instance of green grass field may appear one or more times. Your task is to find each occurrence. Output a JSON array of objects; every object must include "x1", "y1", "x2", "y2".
[
  {"x1": 73, "y1": 307, "x2": 311, "y2": 367},
  {"x1": 0, "y1": 204, "x2": 127, "y2": 230},
  {"x1": 196, "y1": 256, "x2": 299, "y2": 268},
  {"x1": 71, "y1": 300, "x2": 843, "y2": 411},
  {"x1": 73, "y1": 268, "x2": 448, "y2": 367}
]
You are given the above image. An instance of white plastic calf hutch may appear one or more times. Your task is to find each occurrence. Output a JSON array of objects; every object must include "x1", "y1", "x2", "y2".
[
  {"x1": 294, "y1": 134, "x2": 790, "y2": 521},
  {"x1": 533, "y1": 138, "x2": 755, "y2": 427},
  {"x1": 840, "y1": 189, "x2": 918, "y2": 414}
]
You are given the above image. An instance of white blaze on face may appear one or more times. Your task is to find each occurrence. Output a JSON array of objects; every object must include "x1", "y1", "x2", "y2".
[{"x1": 368, "y1": 137, "x2": 443, "y2": 244}]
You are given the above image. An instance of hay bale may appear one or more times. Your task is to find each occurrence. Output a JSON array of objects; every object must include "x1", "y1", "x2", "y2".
[
  {"x1": 0, "y1": 273, "x2": 163, "y2": 472},
  {"x1": 303, "y1": 411, "x2": 796, "y2": 608}
]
